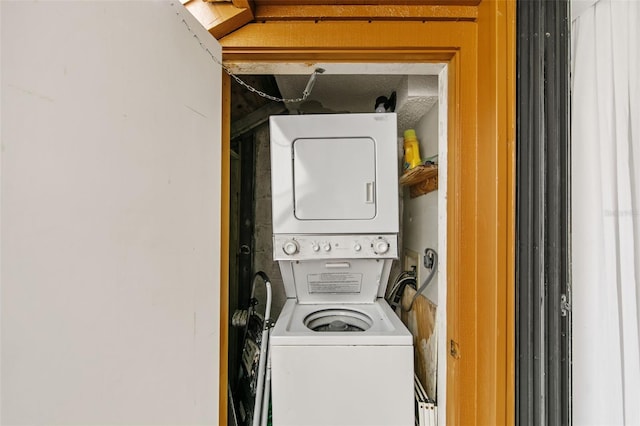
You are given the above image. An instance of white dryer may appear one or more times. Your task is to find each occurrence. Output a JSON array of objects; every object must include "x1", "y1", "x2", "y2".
[
  {"x1": 269, "y1": 114, "x2": 414, "y2": 426},
  {"x1": 270, "y1": 113, "x2": 399, "y2": 235}
]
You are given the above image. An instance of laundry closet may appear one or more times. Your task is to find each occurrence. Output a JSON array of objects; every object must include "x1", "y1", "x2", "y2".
[{"x1": 228, "y1": 67, "x2": 447, "y2": 425}]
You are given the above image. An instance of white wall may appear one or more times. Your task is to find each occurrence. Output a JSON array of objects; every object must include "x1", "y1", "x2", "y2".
[
  {"x1": 400, "y1": 93, "x2": 447, "y2": 424},
  {"x1": 1, "y1": 1, "x2": 221, "y2": 424},
  {"x1": 402, "y1": 103, "x2": 439, "y2": 303}
]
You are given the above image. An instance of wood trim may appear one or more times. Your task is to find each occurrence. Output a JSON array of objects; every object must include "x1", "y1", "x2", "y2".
[
  {"x1": 253, "y1": 0, "x2": 481, "y2": 5},
  {"x1": 223, "y1": 51, "x2": 457, "y2": 63},
  {"x1": 476, "y1": 0, "x2": 516, "y2": 424},
  {"x1": 220, "y1": 21, "x2": 472, "y2": 50},
  {"x1": 232, "y1": 0, "x2": 254, "y2": 11},
  {"x1": 219, "y1": 72, "x2": 231, "y2": 426},
  {"x1": 186, "y1": 0, "x2": 253, "y2": 39},
  {"x1": 505, "y1": 1, "x2": 516, "y2": 423},
  {"x1": 447, "y1": 32, "x2": 479, "y2": 426},
  {"x1": 253, "y1": 5, "x2": 477, "y2": 21},
  {"x1": 444, "y1": 50, "x2": 464, "y2": 426}
]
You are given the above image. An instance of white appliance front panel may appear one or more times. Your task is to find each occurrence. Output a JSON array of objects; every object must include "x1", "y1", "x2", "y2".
[
  {"x1": 273, "y1": 234, "x2": 398, "y2": 261},
  {"x1": 270, "y1": 113, "x2": 399, "y2": 234},
  {"x1": 277, "y1": 257, "x2": 394, "y2": 303},
  {"x1": 293, "y1": 137, "x2": 376, "y2": 220},
  {"x1": 270, "y1": 344, "x2": 414, "y2": 426}
]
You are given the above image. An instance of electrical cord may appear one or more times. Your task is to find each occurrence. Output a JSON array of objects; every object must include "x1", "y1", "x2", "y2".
[
  {"x1": 385, "y1": 270, "x2": 412, "y2": 299},
  {"x1": 386, "y1": 271, "x2": 417, "y2": 310}
]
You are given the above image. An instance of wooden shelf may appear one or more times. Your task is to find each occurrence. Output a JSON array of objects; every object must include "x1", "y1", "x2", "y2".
[{"x1": 399, "y1": 164, "x2": 438, "y2": 198}]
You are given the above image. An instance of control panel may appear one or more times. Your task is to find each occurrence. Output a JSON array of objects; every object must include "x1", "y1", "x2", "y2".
[{"x1": 273, "y1": 234, "x2": 398, "y2": 261}]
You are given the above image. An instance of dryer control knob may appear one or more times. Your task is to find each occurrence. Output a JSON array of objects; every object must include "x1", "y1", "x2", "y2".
[
  {"x1": 312, "y1": 243, "x2": 320, "y2": 252},
  {"x1": 354, "y1": 243, "x2": 362, "y2": 252},
  {"x1": 283, "y1": 240, "x2": 299, "y2": 255},
  {"x1": 374, "y1": 239, "x2": 390, "y2": 255},
  {"x1": 323, "y1": 243, "x2": 331, "y2": 252}
]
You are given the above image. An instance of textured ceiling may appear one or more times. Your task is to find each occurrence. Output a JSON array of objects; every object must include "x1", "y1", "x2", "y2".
[
  {"x1": 274, "y1": 73, "x2": 438, "y2": 135},
  {"x1": 276, "y1": 74, "x2": 405, "y2": 114}
]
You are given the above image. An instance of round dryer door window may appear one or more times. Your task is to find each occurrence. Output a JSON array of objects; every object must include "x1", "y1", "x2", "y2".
[{"x1": 304, "y1": 309, "x2": 373, "y2": 332}]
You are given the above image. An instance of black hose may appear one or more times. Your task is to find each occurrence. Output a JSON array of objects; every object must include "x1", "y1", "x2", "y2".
[{"x1": 253, "y1": 271, "x2": 270, "y2": 284}]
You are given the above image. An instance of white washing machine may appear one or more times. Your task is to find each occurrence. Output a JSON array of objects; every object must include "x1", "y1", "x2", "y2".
[
  {"x1": 269, "y1": 269, "x2": 415, "y2": 426},
  {"x1": 269, "y1": 114, "x2": 414, "y2": 426}
]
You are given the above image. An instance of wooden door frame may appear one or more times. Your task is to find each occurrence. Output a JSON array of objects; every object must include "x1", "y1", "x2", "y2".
[{"x1": 218, "y1": 3, "x2": 515, "y2": 424}]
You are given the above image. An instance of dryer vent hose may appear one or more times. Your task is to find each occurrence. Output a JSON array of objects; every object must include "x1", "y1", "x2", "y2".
[{"x1": 405, "y1": 249, "x2": 438, "y2": 312}]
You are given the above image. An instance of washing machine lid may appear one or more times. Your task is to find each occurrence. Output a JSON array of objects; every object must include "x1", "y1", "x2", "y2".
[{"x1": 278, "y1": 258, "x2": 393, "y2": 304}]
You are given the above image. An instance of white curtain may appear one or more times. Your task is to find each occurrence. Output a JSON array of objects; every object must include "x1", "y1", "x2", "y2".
[{"x1": 572, "y1": 0, "x2": 640, "y2": 424}]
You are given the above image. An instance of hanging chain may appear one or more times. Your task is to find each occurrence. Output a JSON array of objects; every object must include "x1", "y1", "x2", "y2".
[{"x1": 171, "y1": 2, "x2": 323, "y2": 103}]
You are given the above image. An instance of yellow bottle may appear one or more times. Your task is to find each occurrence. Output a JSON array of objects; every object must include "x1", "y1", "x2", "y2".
[{"x1": 403, "y1": 129, "x2": 422, "y2": 170}]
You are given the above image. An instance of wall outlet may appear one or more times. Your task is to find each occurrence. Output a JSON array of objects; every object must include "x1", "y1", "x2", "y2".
[{"x1": 404, "y1": 249, "x2": 420, "y2": 283}]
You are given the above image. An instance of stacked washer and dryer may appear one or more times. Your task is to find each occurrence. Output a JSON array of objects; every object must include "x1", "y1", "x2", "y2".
[{"x1": 269, "y1": 113, "x2": 414, "y2": 426}]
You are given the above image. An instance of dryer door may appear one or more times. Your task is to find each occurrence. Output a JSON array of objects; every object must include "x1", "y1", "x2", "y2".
[{"x1": 293, "y1": 137, "x2": 376, "y2": 220}]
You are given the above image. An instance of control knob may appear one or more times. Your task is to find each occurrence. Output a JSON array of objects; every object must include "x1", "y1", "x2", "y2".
[
  {"x1": 373, "y1": 239, "x2": 390, "y2": 255},
  {"x1": 283, "y1": 240, "x2": 299, "y2": 255},
  {"x1": 323, "y1": 243, "x2": 332, "y2": 252}
]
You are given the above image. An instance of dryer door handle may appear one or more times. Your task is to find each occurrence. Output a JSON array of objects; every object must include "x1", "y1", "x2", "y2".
[{"x1": 365, "y1": 182, "x2": 375, "y2": 204}]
